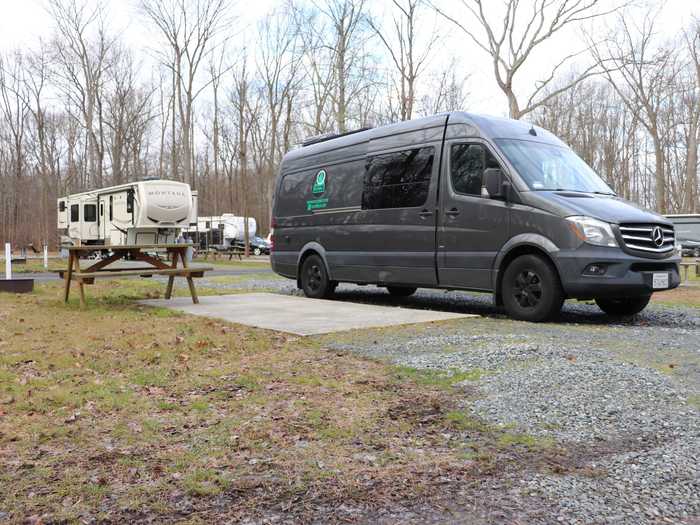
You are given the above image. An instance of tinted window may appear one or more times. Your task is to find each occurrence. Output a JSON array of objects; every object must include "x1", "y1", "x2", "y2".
[
  {"x1": 59, "y1": 201, "x2": 66, "y2": 212},
  {"x1": 109, "y1": 196, "x2": 113, "y2": 221},
  {"x1": 450, "y1": 144, "x2": 501, "y2": 196},
  {"x1": 70, "y1": 204, "x2": 79, "y2": 222},
  {"x1": 362, "y1": 147, "x2": 434, "y2": 209},
  {"x1": 84, "y1": 204, "x2": 97, "y2": 222}
]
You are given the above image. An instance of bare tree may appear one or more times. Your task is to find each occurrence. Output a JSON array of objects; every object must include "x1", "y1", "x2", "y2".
[
  {"x1": 369, "y1": 0, "x2": 438, "y2": 120},
  {"x1": 315, "y1": 0, "x2": 370, "y2": 132},
  {"x1": 682, "y1": 19, "x2": 700, "y2": 213},
  {"x1": 0, "y1": 51, "x2": 30, "y2": 244},
  {"x1": 48, "y1": 0, "x2": 114, "y2": 188},
  {"x1": 141, "y1": 0, "x2": 229, "y2": 185},
  {"x1": 418, "y1": 57, "x2": 470, "y2": 116},
  {"x1": 432, "y1": 0, "x2": 625, "y2": 119},
  {"x1": 592, "y1": 13, "x2": 679, "y2": 213}
]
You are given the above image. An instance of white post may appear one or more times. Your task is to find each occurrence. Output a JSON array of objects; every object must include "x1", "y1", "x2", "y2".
[
  {"x1": 43, "y1": 244, "x2": 48, "y2": 269},
  {"x1": 5, "y1": 243, "x2": 11, "y2": 280}
]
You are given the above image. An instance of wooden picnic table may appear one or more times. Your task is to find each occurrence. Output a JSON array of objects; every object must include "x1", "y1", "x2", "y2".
[
  {"x1": 200, "y1": 247, "x2": 244, "y2": 261},
  {"x1": 62, "y1": 244, "x2": 212, "y2": 308},
  {"x1": 680, "y1": 259, "x2": 699, "y2": 284}
]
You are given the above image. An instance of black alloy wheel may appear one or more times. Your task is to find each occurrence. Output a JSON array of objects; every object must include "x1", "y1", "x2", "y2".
[
  {"x1": 502, "y1": 254, "x2": 564, "y2": 322},
  {"x1": 300, "y1": 254, "x2": 335, "y2": 299}
]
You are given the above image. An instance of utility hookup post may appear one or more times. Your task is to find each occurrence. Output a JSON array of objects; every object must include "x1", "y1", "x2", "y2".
[
  {"x1": 5, "y1": 243, "x2": 11, "y2": 280},
  {"x1": 43, "y1": 244, "x2": 48, "y2": 269}
]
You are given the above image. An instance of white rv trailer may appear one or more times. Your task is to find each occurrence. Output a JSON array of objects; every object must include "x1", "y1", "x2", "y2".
[
  {"x1": 185, "y1": 215, "x2": 256, "y2": 248},
  {"x1": 57, "y1": 179, "x2": 198, "y2": 246}
]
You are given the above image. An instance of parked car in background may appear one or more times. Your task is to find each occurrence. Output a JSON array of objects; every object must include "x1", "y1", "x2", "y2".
[
  {"x1": 233, "y1": 236, "x2": 270, "y2": 256},
  {"x1": 666, "y1": 215, "x2": 700, "y2": 258}
]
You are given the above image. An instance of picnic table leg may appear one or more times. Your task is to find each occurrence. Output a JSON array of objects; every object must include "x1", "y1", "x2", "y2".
[
  {"x1": 74, "y1": 255, "x2": 87, "y2": 308},
  {"x1": 179, "y1": 248, "x2": 199, "y2": 304},
  {"x1": 63, "y1": 252, "x2": 74, "y2": 303},
  {"x1": 164, "y1": 250, "x2": 179, "y2": 299},
  {"x1": 78, "y1": 278, "x2": 86, "y2": 309}
]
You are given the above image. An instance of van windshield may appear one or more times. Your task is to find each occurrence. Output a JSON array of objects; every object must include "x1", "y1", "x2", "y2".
[{"x1": 495, "y1": 139, "x2": 614, "y2": 194}]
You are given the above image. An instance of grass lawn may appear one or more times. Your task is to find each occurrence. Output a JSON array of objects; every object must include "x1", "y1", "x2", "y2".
[
  {"x1": 0, "y1": 279, "x2": 562, "y2": 523},
  {"x1": 7, "y1": 259, "x2": 66, "y2": 274}
]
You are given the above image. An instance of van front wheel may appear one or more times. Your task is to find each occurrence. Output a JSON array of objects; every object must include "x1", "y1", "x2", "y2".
[
  {"x1": 595, "y1": 296, "x2": 650, "y2": 317},
  {"x1": 502, "y1": 254, "x2": 564, "y2": 322},
  {"x1": 300, "y1": 254, "x2": 335, "y2": 299}
]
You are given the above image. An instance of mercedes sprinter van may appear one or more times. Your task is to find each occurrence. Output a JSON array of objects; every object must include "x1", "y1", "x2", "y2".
[{"x1": 271, "y1": 112, "x2": 681, "y2": 321}]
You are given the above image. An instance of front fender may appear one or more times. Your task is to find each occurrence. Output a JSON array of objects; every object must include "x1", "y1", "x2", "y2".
[{"x1": 492, "y1": 233, "x2": 561, "y2": 290}]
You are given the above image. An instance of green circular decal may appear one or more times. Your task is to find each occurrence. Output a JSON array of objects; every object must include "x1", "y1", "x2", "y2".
[{"x1": 312, "y1": 169, "x2": 327, "y2": 194}]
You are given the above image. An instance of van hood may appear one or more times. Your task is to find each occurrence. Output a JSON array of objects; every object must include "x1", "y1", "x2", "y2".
[{"x1": 526, "y1": 191, "x2": 671, "y2": 225}]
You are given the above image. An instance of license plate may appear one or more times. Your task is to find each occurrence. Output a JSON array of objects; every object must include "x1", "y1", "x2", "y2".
[{"x1": 652, "y1": 272, "x2": 669, "y2": 289}]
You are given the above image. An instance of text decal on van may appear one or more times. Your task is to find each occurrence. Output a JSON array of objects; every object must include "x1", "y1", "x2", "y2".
[
  {"x1": 306, "y1": 198, "x2": 329, "y2": 211},
  {"x1": 312, "y1": 169, "x2": 327, "y2": 194}
]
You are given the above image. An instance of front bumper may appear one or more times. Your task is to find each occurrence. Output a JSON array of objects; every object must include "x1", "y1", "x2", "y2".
[{"x1": 553, "y1": 246, "x2": 680, "y2": 299}]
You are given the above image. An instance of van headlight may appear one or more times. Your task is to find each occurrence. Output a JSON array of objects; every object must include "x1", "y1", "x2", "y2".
[
  {"x1": 567, "y1": 216, "x2": 618, "y2": 248},
  {"x1": 675, "y1": 240, "x2": 683, "y2": 257}
]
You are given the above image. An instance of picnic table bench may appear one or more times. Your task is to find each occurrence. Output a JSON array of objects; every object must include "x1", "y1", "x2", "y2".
[
  {"x1": 200, "y1": 247, "x2": 245, "y2": 261},
  {"x1": 680, "y1": 259, "x2": 699, "y2": 284},
  {"x1": 61, "y1": 244, "x2": 212, "y2": 308}
]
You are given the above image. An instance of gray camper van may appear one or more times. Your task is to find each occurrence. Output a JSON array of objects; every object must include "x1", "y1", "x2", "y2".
[{"x1": 271, "y1": 112, "x2": 681, "y2": 321}]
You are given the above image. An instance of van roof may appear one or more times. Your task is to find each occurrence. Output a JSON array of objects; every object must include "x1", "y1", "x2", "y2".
[{"x1": 285, "y1": 111, "x2": 567, "y2": 165}]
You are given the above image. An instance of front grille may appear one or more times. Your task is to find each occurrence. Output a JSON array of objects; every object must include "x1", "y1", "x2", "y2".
[{"x1": 618, "y1": 223, "x2": 675, "y2": 254}]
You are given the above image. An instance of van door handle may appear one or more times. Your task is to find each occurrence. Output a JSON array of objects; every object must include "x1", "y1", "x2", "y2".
[
  {"x1": 445, "y1": 208, "x2": 460, "y2": 217},
  {"x1": 419, "y1": 209, "x2": 433, "y2": 218}
]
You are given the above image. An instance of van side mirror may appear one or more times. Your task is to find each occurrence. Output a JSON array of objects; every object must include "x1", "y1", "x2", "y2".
[{"x1": 484, "y1": 168, "x2": 508, "y2": 200}]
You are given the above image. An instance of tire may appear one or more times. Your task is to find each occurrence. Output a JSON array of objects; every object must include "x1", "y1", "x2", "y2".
[
  {"x1": 253, "y1": 247, "x2": 262, "y2": 256},
  {"x1": 595, "y1": 296, "x2": 650, "y2": 317},
  {"x1": 386, "y1": 286, "x2": 417, "y2": 297},
  {"x1": 501, "y1": 254, "x2": 564, "y2": 322},
  {"x1": 300, "y1": 254, "x2": 335, "y2": 299}
]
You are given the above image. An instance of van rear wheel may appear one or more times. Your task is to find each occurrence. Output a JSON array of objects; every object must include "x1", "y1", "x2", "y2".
[
  {"x1": 300, "y1": 254, "x2": 335, "y2": 299},
  {"x1": 502, "y1": 254, "x2": 564, "y2": 322},
  {"x1": 595, "y1": 296, "x2": 650, "y2": 317},
  {"x1": 386, "y1": 286, "x2": 417, "y2": 297}
]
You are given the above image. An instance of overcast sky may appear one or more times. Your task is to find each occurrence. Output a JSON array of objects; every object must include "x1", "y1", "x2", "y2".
[{"x1": 0, "y1": 0, "x2": 696, "y2": 117}]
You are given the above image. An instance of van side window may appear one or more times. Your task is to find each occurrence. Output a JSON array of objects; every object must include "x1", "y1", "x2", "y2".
[
  {"x1": 362, "y1": 147, "x2": 434, "y2": 209},
  {"x1": 450, "y1": 144, "x2": 501, "y2": 196},
  {"x1": 70, "y1": 204, "x2": 79, "y2": 222},
  {"x1": 84, "y1": 204, "x2": 97, "y2": 222}
]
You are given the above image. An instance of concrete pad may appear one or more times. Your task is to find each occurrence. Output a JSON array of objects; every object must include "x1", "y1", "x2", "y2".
[{"x1": 140, "y1": 293, "x2": 475, "y2": 336}]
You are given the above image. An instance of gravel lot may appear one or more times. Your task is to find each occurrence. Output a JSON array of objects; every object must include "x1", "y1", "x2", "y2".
[{"x1": 222, "y1": 275, "x2": 700, "y2": 524}]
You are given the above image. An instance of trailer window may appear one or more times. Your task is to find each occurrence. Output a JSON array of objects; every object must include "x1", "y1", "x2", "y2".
[
  {"x1": 109, "y1": 196, "x2": 113, "y2": 221},
  {"x1": 450, "y1": 143, "x2": 501, "y2": 196},
  {"x1": 84, "y1": 204, "x2": 97, "y2": 222},
  {"x1": 70, "y1": 204, "x2": 79, "y2": 222},
  {"x1": 59, "y1": 201, "x2": 66, "y2": 212},
  {"x1": 362, "y1": 147, "x2": 434, "y2": 209}
]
